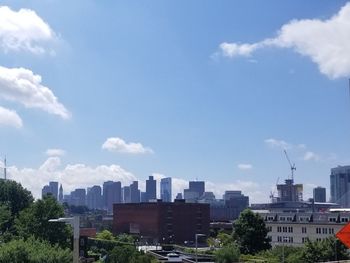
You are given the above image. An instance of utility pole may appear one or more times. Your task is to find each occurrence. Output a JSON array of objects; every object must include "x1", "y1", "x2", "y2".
[{"x1": 4, "y1": 156, "x2": 6, "y2": 180}]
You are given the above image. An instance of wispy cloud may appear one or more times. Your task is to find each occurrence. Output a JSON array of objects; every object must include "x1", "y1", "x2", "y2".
[
  {"x1": 102, "y1": 137, "x2": 153, "y2": 154},
  {"x1": 0, "y1": 6, "x2": 56, "y2": 54},
  {"x1": 46, "y1": 149, "x2": 65, "y2": 157},
  {"x1": 219, "y1": 2, "x2": 350, "y2": 79},
  {"x1": 237, "y1": 163, "x2": 253, "y2": 170}
]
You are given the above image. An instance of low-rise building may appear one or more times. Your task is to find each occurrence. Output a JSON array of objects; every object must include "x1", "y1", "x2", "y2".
[
  {"x1": 112, "y1": 200, "x2": 210, "y2": 244},
  {"x1": 258, "y1": 210, "x2": 349, "y2": 247}
]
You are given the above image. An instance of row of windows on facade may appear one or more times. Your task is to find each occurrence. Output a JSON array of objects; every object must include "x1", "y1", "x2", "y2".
[
  {"x1": 275, "y1": 236, "x2": 330, "y2": 244},
  {"x1": 270, "y1": 226, "x2": 335, "y2": 235},
  {"x1": 266, "y1": 215, "x2": 349, "y2": 223}
]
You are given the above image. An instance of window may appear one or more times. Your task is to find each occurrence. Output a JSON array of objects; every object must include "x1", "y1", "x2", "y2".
[
  {"x1": 329, "y1": 217, "x2": 337, "y2": 222},
  {"x1": 267, "y1": 216, "x2": 274, "y2": 221},
  {"x1": 341, "y1": 217, "x2": 349, "y2": 223},
  {"x1": 316, "y1": 227, "x2": 321, "y2": 234},
  {"x1": 322, "y1": 228, "x2": 327, "y2": 234},
  {"x1": 282, "y1": 226, "x2": 287, "y2": 232},
  {"x1": 277, "y1": 236, "x2": 282, "y2": 242},
  {"x1": 329, "y1": 228, "x2": 334, "y2": 234},
  {"x1": 267, "y1": 226, "x2": 272, "y2": 232},
  {"x1": 279, "y1": 216, "x2": 286, "y2": 221},
  {"x1": 302, "y1": 227, "x2": 307, "y2": 233},
  {"x1": 302, "y1": 237, "x2": 308, "y2": 243},
  {"x1": 299, "y1": 217, "x2": 310, "y2": 222},
  {"x1": 286, "y1": 217, "x2": 293, "y2": 221},
  {"x1": 277, "y1": 226, "x2": 282, "y2": 232},
  {"x1": 288, "y1": 227, "x2": 293, "y2": 233}
]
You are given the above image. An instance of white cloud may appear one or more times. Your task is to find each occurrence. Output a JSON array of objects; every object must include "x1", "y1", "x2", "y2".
[
  {"x1": 303, "y1": 151, "x2": 320, "y2": 161},
  {"x1": 0, "y1": 106, "x2": 22, "y2": 128},
  {"x1": 219, "y1": 2, "x2": 350, "y2": 79},
  {"x1": 264, "y1": 138, "x2": 291, "y2": 149},
  {"x1": 0, "y1": 66, "x2": 70, "y2": 119},
  {"x1": 237, "y1": 163, "x2": 253, "y2": 170},
  {"x1": 0, "y1": 6, "x2": 55, "y2": 54},
  {"x1": 102, "y1": 137, "x2": 153, "y2": 154},
  {"x1": 8, "y1": 157, "x2": 138, "y2": 199},
  {"x1": 46, "y1": 148, "x2": 65, "y2": 157}
]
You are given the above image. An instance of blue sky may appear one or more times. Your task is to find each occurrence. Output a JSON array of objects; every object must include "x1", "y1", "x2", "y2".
[{"x1": 1, "y1": 0, "x2": 350, "y2": 202}]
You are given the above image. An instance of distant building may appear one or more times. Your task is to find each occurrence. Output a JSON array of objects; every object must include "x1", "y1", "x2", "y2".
[
  {"x1": 113, "y1": 200, "x2": 210, "y2": 244},
  {"x1": 41, "y1": 181, "x2": 59, "y2": 200},
  {"x1": 87, "y1": 185, "x2": 102, "y2": 210},
  {"x1": 146, "y1": 176, "x2": 157, "y2": 202},
  {"x1": 130, "y1": 181, "x2": 140, "y2": 203},
  {"x1": 103, "y1": 181, "x2": 122, "y2": 213},
  {"x1": 209, "y1": 191, "x2": 249, "y2": 221},
  {"x1": 123, "y1": 186, "x2": 131, "y2": 203},
  {"x1": 184, "y1": 181, "x2": 205, "y2": 202},
  {"x1": 140, "y1": 192, "x2": 147, "y2": 203},
  {"x1": 49, "y1": 181, "x2": 59, "y2": 200},
  {"x1": 175, "y1": 193, "x2": 183, "y2": 200},
  {"x1": 313, "y1": 187, "x2": 326, "y2": 203},
  {"x1": 59, "y1": 184, "x2": 63, "y2": 203},
  {"x1": 277, "y1": 179, "x2": 303, "y2": 202},
  {"x1": 70, "y1": 188, "x2": 86, "y2": 206},
  {"x1": 330, "y1": 165, "x2": 350, "y2": 207},
  {"x1": 160, "y1": 177, "x2": 172, "y2": 202}
]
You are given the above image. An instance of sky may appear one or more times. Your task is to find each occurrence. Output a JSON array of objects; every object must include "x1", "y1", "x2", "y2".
[{"x1": 1, "y1": 0, "x2": 350, "y2": 203}]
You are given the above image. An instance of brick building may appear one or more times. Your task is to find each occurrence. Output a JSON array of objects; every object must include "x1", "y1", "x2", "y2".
[{"x1": 113, "y1": 200, "x2": 210, "y2": 244}]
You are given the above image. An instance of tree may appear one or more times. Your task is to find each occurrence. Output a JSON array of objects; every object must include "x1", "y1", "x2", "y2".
[
  {"x1": 214, "y1": 244, "x2": 240, "y2": 263},
  {"x1": 0, "y1": 237, "x2": 72, "y2": 263},
  {"x1": 96, "y1": 230, "x2": 115, "y2": 241},
  {"x1": 15, "y1": 195, "x2": 71, "y2": 248},
  {"x1": 232, "y1": 209, "x2": 271, "y2": 254},
  {"x1": 300, "y1": 237, "x2": 349, "y2": 263}
]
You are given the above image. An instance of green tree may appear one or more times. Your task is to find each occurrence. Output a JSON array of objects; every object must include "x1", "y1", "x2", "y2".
[
  {"x1": 96, "y1": 230, "x2": 115, "y2": 241},
  {"x1": 232, "y1": 209, "x2": 271, "y2": 254},
  {"x1": 0, "y1": 179, "x2": 33, "y2": 216},
  {"x1": 300, "y1": 237, "x2": 349, "y2": 263},
  {"x1": 214, "y1": 244, "x2": 240, "y2": 263},
  {"x1": 15, "y1": 195, "x2": 71, "y2": 248},
  {"x1": 0, "y1": 237, "x2": 72, "y2": 263}
]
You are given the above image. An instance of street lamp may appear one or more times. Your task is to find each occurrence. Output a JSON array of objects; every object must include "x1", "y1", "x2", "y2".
[
  {"x1": 49, "y1": 216, "x2": 79, "y2": 263},
  {"x1": 195, "y1": 233, "x2": 206, "y2": 263}
]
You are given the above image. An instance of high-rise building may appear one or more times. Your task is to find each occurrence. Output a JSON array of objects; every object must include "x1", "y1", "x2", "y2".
[
  {"x1": 276, "y1": 179, "x2": 303, "y2": 202},
  {"x1": 146, "y1": 176, "x2": 157, "y2": 202},
  {"x1": 49, "y1": 181, "x2": 59, "y2": 200},
  {"x1": 103, "y1": 181, "x2": 122, "y2": 213},
  {"x1": 175, "y1": 193, "x2": 183, "y2": 200},
  {"x1": 123, "y1": 186, "x2": 131, "y2": 203},
  {"x1": 59, "y1": 184, "x2": 63, "y2": 203},
  {"x1": 140, "y1": 192, "x2": 147, "y2": 202},
  {"x1": 41, "y1": 181, "x2": 59, "y2": 200},
  {"x1": 184, "y1": 181, "x2": 205, "y2": 202},
  {"x1": 130, "y1": 181, "x2": 140, "y2": 203},
  {"x1": 41, "y1": 185, "x2": 51, "y2": 198},
  {"x1": 313, "y1": 186, "x2": 326, "y2": 203},
  {"x1": 87, "y1": 185, "x2": 102, "y2": 210},
  {"x1": 160, "y1": 177, "x2": 172, "y2": 202},
  {"x1": 330, "y1": 165, "x2": 350, "y2": 207},
  {"x1": 70, "y1": 188, "x2": 86, "y2": 206}
]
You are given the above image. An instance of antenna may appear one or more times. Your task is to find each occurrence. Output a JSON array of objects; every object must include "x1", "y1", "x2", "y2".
[
  {"x1": 3, "y1": 156, "x2": 6, "y2": 180},
  {"x1": 284, "y1": 149, "x2": 296, "y2": 183}
]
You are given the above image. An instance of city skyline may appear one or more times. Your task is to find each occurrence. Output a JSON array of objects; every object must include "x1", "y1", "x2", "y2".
[{"x1": 1, "y1": 1, "x2": 350, "y2": 203}]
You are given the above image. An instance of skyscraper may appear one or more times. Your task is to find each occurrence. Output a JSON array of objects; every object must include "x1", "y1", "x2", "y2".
[
  {"x1": 313, "y1": 186, "x2": 326, "y2": 203},
  {"x1": 59, "y1": 184, "x2": 63, "y2": 203},
  {"x1": 146, "y1": 176, "x2": 157, "y2": 202},
  {"x1": 160, "y1": 177, "x2": 172, "y2": 202},
  {"x1": 123, "y1": 186, "x2": 131, "y2": 203},
  {"x1": 70, "y1": 188, "x2": 86, "y2": 206},
  {"x1": 130, "y1": 181, "x2": 140, "y2": 203},
  {"x1": 330, "y1": 165, "x2": 350, "y2": 207},
  {"x1": 49, "y1": 181, "x2": 59, "y2": 200},
  {"x1": 41, "y1": 181, "x2": 59, "y2": 200},
  {"x1": 184, "y1": 181, "x2": 205, "y2": 202},
  {"x1": 87, "y1": 185, "x2": 102, "y2": 210},
  {"x1": 103, "y1": 181, "x2": 122, "y2": 213}
]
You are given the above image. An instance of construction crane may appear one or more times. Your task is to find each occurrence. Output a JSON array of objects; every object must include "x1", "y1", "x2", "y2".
[
  {"x1": 269, "y1": 177, "x2": 279, "y2": 203},
  {"x1": 284, "y1": 149, "x2": 296, "y2": 183}
]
